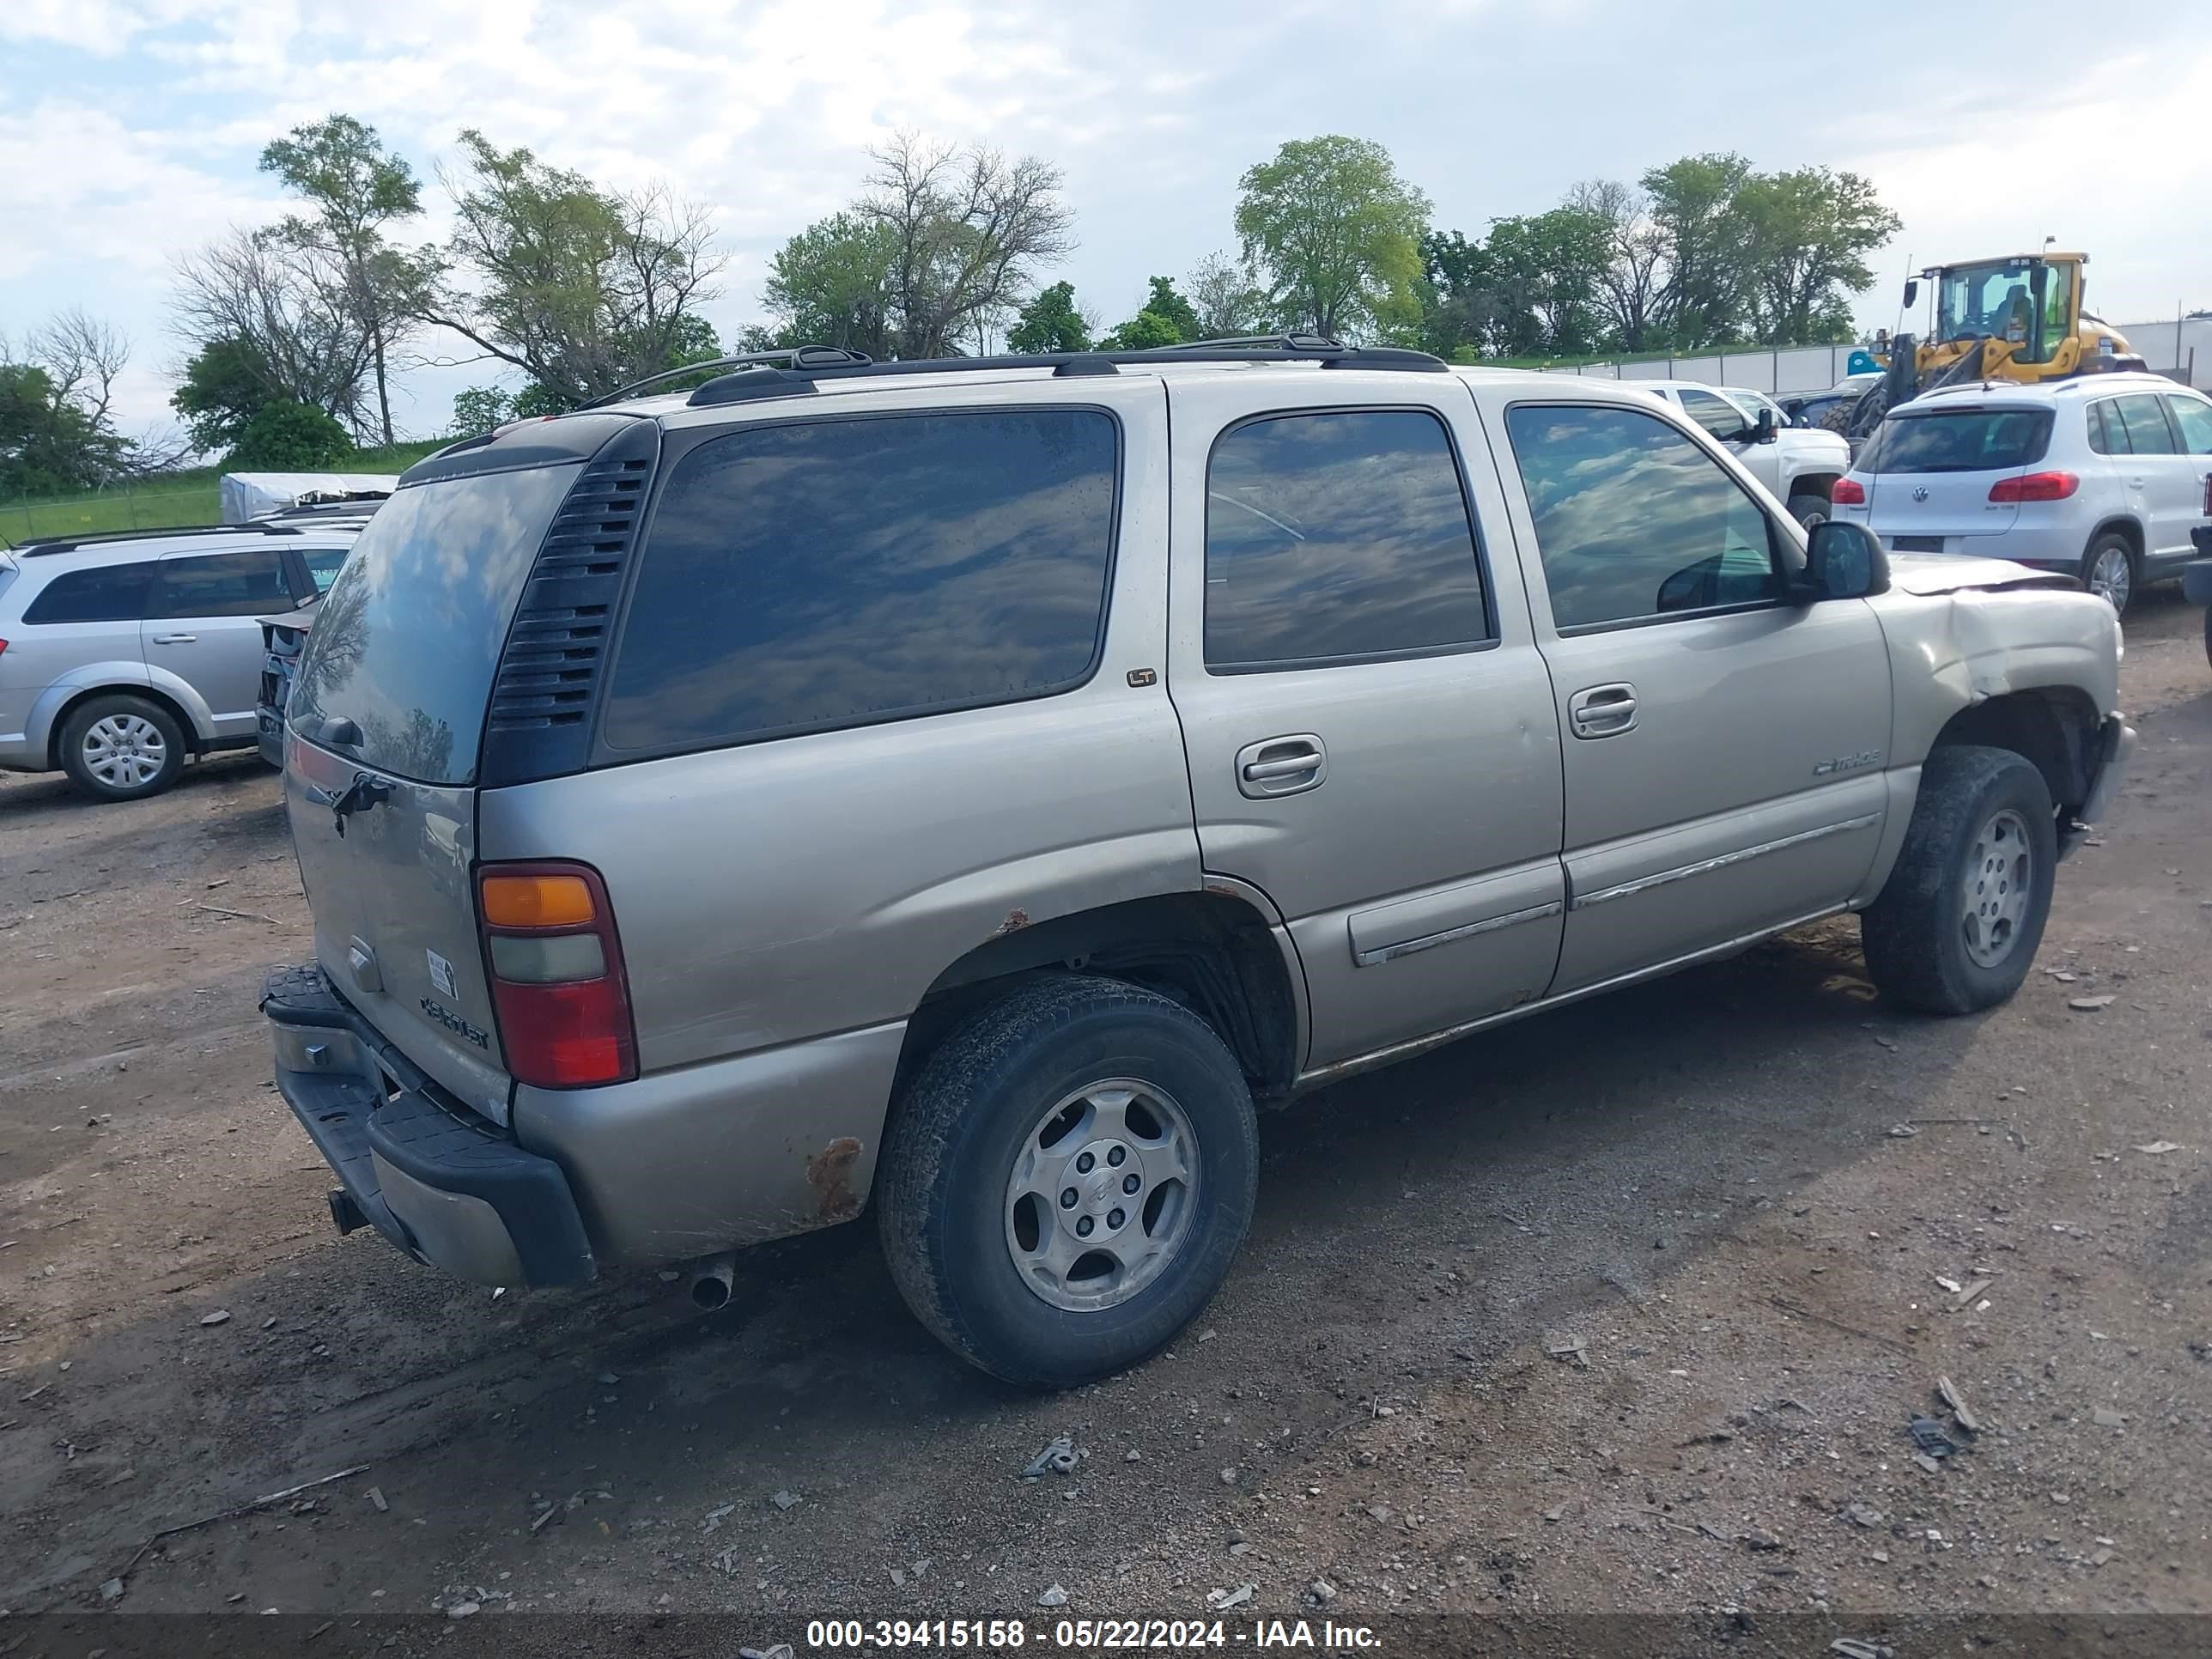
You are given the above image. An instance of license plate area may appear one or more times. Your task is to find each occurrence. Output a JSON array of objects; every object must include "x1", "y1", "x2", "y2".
[{"x1": 1890, "y1": 534, "x2": 1944, "y2": 553}]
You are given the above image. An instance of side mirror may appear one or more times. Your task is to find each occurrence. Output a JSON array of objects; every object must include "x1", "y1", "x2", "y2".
[
  {"x1": 1902, "y1": 278, "x2": 1920, "y2": 308},
  {"x1": 1753, "y1": 407, "x2": 1779, "y2": 444},
  {"x1": 1796, "y1": 520, "x2": 1890, "y2": 603}
]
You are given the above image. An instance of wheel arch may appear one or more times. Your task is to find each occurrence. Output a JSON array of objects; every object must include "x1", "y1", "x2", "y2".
[
  {"x1": 2087, "y1": 516, "x2": 2144, "y2": 561},
  {"x1": 1929, "y1": 685, "x2": 2105, "y2": 815},
  {"x1": 889, "y1": 890, "x2": 1306, "y2": 1115},
  {"x1": 42, "y1": 678, "x2": 204, "y2": 769}
]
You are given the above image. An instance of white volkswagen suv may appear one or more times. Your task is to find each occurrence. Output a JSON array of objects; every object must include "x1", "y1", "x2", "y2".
[{"x1": 1830, "y1": 373, "x2": 2212, "y2": 612}]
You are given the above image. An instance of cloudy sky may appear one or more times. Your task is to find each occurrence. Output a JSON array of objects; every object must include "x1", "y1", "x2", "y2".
[{"x1": 4, "y1": 0, "x2": 2208, "y2": 444}]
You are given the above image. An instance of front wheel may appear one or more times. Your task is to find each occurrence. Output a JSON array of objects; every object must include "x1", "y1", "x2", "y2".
[
  {"x1": 1787, "y1": 493, "x2": 1831, "y2": 532},
  {"x1": 878, "y1": 975, "x2": 1258, "y2": 1387},
  {"x1": 1860, "y1": 745, "x2": 2057, "y2": 1014}
]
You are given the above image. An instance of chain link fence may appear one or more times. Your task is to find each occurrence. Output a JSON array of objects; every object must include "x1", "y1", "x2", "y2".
[{"x1": 3, "y1": 480, "x2": 221, "y2": 549}]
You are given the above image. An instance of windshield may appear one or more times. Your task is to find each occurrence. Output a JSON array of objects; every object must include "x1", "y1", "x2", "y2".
[
  {"x1": 1934, "y1": 259, "x2": 2063, "y2": 363},
  {"x1": 289, "y1": 464, "x2": 578, "y2": 787},
  {"x1": 1860, "y1": 408, "x2": 2054, "y2": 475}
]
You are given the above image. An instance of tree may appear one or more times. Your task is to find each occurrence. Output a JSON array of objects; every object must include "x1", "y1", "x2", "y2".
[
  {"x1": 1568, "y1": 179, "x2": 1668, "y2": 353},
  {"x1": 226, "y1": 400, "x2": 354, "y2": 470},
  {"x1": 1234, "y1": 136, "x2": 1431, "y2": 340},
  {"x1": 1097, "y1": 309, "x2": 1184, "y2": 351},
  {"x1": 1413, "y1": 229, "x2": 1501, "y2": 358},
  {"x1": 1642, "y1": 153, "x2": 1754, "y2": 349},
  {"x1": 258, "y1": 114, "x2": 428, "y2": 447},
  {"x1": 0, "y1": 364, "x2": 128, "y2": 495},
  {"x1": 27, "y1": 308, "x2": 130, "y2": 434},
  {"x1": 449, "y1": 385, "x2": 514, "y2": 436},
  {"x1": 761, "y1": 213, "x2": 899, "y2": 356},
  {"x1": 1477, "y1": 206, "x2": 1613, "y2": 357},
  {"x1": 171, "y1": 336, "x2": 281, "y2": 453},
  {"x1": 418, "y1": 129, "x2": 726, "y2": 406},
  {"x1": 860, "y1": 131, "x2": 1075, "y2": 358},
  {"x1": 1185, "y1": 252, "x2": 1267, "y2": 339},
  {"x1": 1735, "y1": 167, "x2": 1899, "y2": 345},
  {"x1": 171, "y1": 228, "x2": 378, "y2": 434},
  {"x1": 1006, "y1": 280, "x2": 1091, "y2": 353},
  {"x1": 1134, "y1": 276, "x2": 1200, "y2": 342}
]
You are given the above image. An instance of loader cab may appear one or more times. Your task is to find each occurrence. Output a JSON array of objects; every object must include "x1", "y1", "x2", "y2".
[{"x1": 1921, "y1": 255, "x2": 2084, "y2": 372}]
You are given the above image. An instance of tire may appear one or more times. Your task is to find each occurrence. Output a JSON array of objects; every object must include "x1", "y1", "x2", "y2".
[
  {"x1": 878, "y1": 974, "x2": 1259, "y2": 1387},
  {"x1": 58, "y1": 694, "x2": 186, "y2": 803},
  {"x1": 1860, "y1": 745, "x2": 2057, "y2": 1015},
  {"x1": 1787, "y1": 493, "x2": 1831, "y2": 532},
  {"x1": 2081, "y1": 531, "x2": 2136, "y2": 614}
]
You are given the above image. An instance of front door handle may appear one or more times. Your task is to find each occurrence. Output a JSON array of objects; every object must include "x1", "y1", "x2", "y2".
[
  {"x1": 1569, "y1": 682, "x2": 1638, "y2": 738},
  {"x1": 149, "y1": 633, "x2": 198, "y2": 645},
  {"x1": 1236, "y1": 734, "x2": 1327, "y2": 799}
]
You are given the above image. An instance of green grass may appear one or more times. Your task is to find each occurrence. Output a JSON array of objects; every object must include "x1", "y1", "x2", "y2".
[{"x1": 0, "y1": 441, "x2": 449, "y2": 549}]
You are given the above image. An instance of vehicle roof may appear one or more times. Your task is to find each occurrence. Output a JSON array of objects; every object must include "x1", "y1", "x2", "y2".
[
  {"x1": 1893, "y1": 372, "x2": 2197, "y2": 415},
  {"x1": 3, "y1": 520, "x2": 367, "y2": 571}
]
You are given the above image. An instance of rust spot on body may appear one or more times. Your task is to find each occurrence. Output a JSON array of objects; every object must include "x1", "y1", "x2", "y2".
[
  {"x1": 807, "y1": 1136, "x2": 864, "y2": 1222},
  {"x1": 993, "y1": 907, "x2": 1031, "y2": 937}
]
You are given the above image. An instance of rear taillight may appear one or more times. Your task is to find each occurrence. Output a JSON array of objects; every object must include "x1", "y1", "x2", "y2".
[
  {"x1": 0, "y1": 637, "x2": 9, "y2": 657},
  {"x1": 477, "y1": 861, "x2": 636, "y2": 1089},
  {"x1": 1988, "y1": 471, "x2": 2079, "y2": 503},
  {"x1": 1832, "y1": 477, "x2": 1866, "y2": 505}
]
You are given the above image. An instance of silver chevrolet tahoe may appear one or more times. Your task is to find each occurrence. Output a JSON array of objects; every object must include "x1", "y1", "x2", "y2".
[{"x1": 262, "y1": 337, "x2": 2132, "y2": 1386}]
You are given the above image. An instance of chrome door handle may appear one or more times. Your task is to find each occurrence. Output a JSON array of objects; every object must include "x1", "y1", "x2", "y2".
[
  {"x1": 1569, "y1": 682, "x2": 1638, "y2": 738},
  {"x1": 150, "y1": 633, "x2": 198, "y2": 644},
  {"x1": 1236, "y1": 734, "x2": 1327, "y2": 799}
]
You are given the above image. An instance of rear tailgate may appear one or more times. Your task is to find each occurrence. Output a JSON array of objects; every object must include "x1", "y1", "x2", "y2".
[
  {"x1": 283, "y1": 459, "x2": 585, "y2": 1123},
  {"x1": 1861, "y1": 404, "x2": 2051, "y2": 548}
]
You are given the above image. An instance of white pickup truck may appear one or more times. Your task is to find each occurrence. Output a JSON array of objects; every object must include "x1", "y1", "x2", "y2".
[{"x1": 1631, "y1": 380, "x2": 1852, "y2": 531}]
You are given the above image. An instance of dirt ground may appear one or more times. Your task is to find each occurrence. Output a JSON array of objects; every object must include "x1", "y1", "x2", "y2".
[{"x1": 2, "y1": 594, "x2": 2207, "y2": 1651}]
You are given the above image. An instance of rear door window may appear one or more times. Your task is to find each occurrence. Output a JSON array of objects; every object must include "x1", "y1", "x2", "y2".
[
  {"x1": 1861, "y1": 409, "x2": 2053, "y2": 473},
  {"x1": 602, "y1": 409, "x2": 1118, "y2": 753},
  {"x1": 2111, "y1": 393, "x2": 2179, "y2": 455},
  {"x1": 21, "y1": 562, "x2": 152, "y2": 624},
  {"x1": 2162, "y1": 396, "x2": 2212, "y2": 456},
  {"x1": 290, "y1": 465, "x2": 580, "y2": 787},
  {"x1": 145, "y1": 550, "x2": 291, "y2": 618},
  {"x1": 1203, "y1": 409, "x2": 1490, "y2": 670}
]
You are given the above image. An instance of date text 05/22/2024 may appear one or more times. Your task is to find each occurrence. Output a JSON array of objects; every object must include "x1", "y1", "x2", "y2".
[{"x1": 802, "y1": 1618, "x2": 1384, "y2": 1650}]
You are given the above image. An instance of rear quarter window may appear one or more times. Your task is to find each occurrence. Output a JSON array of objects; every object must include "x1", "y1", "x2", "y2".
[
  {"x1": 601, "y1": 408, "x2": 1119, "y2": 755},
  {"x1": 1862, "y1": 409, "x2": 2053, "y2": 473},
  {"x1": 21, "y1": 562, "x2": 152, "y2": 624}
]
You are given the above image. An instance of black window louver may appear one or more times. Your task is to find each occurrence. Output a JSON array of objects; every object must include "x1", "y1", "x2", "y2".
[{"x1": 478, "y1": 421, "x2": 658, "y2": 786}]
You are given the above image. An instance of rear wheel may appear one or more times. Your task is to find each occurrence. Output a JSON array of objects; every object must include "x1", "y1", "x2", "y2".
[
  {"x1": 1787, "y1": 493, "x2": 1831, "y2": 532},
  {"x1": 2081, "y1": 532, "x2": 2136, "y2": 613},
  {"x1": 1861, "y1": 745, "x2": 2057, "y2": 1014},
  {"x1": 878, "y1": 975, "x2": 1259, "y2": 1387},
  {"x1": 59, "y1": 694, "x2": 186, "y2": 803}
]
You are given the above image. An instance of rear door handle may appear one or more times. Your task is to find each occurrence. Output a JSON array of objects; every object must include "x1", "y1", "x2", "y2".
[
  {"x1": 1236, "y1": 734, "x2": 1327, "y2": 799},
  {"x1": 1569, "y1": 682, "x2": 1638, "y2": 738},
  {"x1": 150, "y1": 633, "x2": 198, "y2": 645}
]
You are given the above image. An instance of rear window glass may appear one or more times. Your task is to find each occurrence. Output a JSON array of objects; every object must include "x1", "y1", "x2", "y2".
[
  {"x1": 1861, "y1": 409, "x2": 2053, "y2": 474},
  {"x1": 602, "y1": 409, "x2": 1118, "y2": 754},
  {"x1": 290, "y1": 464, "x2": 579, "y2": 787},
  {"x1": 22, "y1": 562, "x2": 152, "y2": 624}
]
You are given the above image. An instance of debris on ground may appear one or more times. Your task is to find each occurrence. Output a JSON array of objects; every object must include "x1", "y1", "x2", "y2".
[
  {"x1": 446, "y1": 1601, "x2": 479, "y2": 1620},
  {"x1": 1035, "y1": 1584, "x2": 1068, "y2": 1608},
  {"x1": 1830, "y1": 1642, "x2": 1893, "y2": 1659},
  {"x1": 1206, "y1": 1583, "x2": 1255, "y2": 1610},
  {"x1": 1936, "y1": 1374, "x2": 1981, "y2": 1432},
  {"x1": 1307, "y1": 1580, "x2": 1336, "y2": 1606},
  {"x1": 1742, "y1": 1528, "x2": 1784, "y2": 1552},
  {"x1": 1545, "y1": 1333, "x2": 1589, "y2": 1369},
  {"x1": 2068, "y1": 994, "x2": 2117, "y2": 1012},
  {"x1": 738, "y1": 1646, "x2": 795, "y2": 1659},
  {"x1": 198, "y1": 1310, "x2": 231, "y2": 1328},
  {"x1": 702, "y1": 1503, "x2": 737, "y2": 1532},
  {"x1": 1023, "y1": 1434, "x2": 1084, "y2": 1480},
  {"x1": 367, "y1": 1486, "x2": 387, "y2": 1513},
  {"x1": 2093, "y1": 1407, "x2": 2127, "y2": 1428},
  {"x1": 1885, "y1": 1123, "x2": 1918, "y2": 1138},
  {"x1": 1844, "y1": 1502, "x2": 1884, "y2": 1528},
  {"x1": 1908, "y1": 1417, "x2": 1961, "y2": 1458},
  {"x1": 2132, "y1": 1140, "x2": 2183, "y2": 1156},
  {"x1": 1948, "y1": 1277, "x2": 1994, "y2": 1311},
  {"x1": 771, "y1": 1490, "x2": 799, "y2": 1510},
  {"x1": 100, "y1": 1577, "x2": 125, "y2": 1601}
]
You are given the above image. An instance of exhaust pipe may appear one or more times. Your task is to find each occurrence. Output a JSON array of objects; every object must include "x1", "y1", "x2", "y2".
[{"x1": 689, "y1": 1252, "x2": 738, "y2": 1312}]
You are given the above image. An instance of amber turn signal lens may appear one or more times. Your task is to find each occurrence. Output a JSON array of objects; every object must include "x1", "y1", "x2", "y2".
[{"x1": 480, "y1": 872, "x2": 596, "y2": 929}]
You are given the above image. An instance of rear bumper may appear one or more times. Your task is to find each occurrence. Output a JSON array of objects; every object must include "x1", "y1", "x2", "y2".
[
  {"x1": 256, "y1": 706, "x2": 284, "y2": 769},
  {"x1": 261, "y1": 964, "x2": 595, "y2": 1288},
  {"x1": 2184, "y1": 541, "x2": 2212, "y2": 605}
]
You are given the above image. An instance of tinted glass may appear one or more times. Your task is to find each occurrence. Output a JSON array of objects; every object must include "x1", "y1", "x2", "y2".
[
  {"x1": 1204, "y1": 410, "x2": 1487, "y2": 669},
  {"x1": 21, "y1": 562, "x2": 152, "y2": 625},
  {"x1": 145, "y1": 550, "x2": 291, "y2": 619},
  {"x1": 1506, "y1": 404, "x2": 1781, "y2": 631},
  {"x1": 2087, "y1": 402, "x2": 2118, "y2": 456},
  {"x1": 291, "y1": 465, "x2": 578, "y2": 787},
  {"x1": 1677, "y1": 389, "x2": 1749, "y2": 439},
  {"x1": 2167, "y1": 396, "x2": 2212, "y2": 457},
  {"x1": 1860, "y1": 409, "x2": 2053, "y2": 473},
  {"x1": 301, "y1": 546, "x2": 351, "y2": 593},
  {"x1": 604, "y1": 410, "x2": 1117, "y2": 752},
  {"x1": 2113, "y1": 393, "x2": 2179, "y2": 456}
]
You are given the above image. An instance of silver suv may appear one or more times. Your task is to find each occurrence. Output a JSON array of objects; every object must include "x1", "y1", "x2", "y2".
[
  {"x1": 260, "y1": 340, "x2": 2131, "y2": 1385},
  {"x1": 0, "y1": 515, "x2": 368, "y2": 801}
]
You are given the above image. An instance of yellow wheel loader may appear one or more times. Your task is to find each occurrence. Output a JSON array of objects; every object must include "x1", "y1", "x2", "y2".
[{"x1": 1834, "y1": 252, "x2": 2144, "y2": 440}]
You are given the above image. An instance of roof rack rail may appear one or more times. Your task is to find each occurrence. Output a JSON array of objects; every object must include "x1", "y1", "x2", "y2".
[
  {"x1": 12, "y1": 520, "x2": 307, "y2": 557},
  {"x1": 676, "y1": 337, "x2": 1449, "y2": 407},
  {"x1": 587, "y1": 347, "x2": 876, "y2": 409}
]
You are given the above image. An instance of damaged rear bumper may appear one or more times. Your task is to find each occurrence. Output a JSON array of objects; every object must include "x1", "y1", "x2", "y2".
[{"x1": 261, "y1": 965, "x2": 595, "y2": 1288}]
